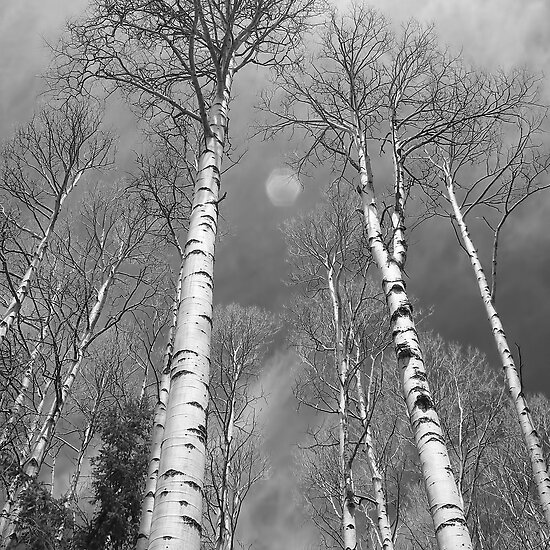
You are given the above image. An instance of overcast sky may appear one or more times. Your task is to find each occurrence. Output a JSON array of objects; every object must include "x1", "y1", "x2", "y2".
[{"x1": 1, "y1": 1, "x2": 550, "y2": 548}]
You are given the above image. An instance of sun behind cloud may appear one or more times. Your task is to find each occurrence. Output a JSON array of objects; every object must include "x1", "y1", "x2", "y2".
[{"x1": 265, "y1": 167, "x2": 302, "y2": 207}]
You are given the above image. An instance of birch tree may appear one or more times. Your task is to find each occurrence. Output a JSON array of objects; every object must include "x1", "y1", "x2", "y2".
[
  {"x1": 203, "y1": 304, "x2": 277, "y2": 550},
  {"x1": 0, "y1": 99, "x2": 112, "y2": 346},
  {"x1": 284, "y1": 185, "x2": 395, "y2": 550},
  {"x1": 0, "y1": 184, "x2": 159, "y2": 547},
  {"x1": 419, "y1": 77, "x2": 550, "y2": 529},
  {"x1": 56, "y1": 2, "x2": 318, "y2": 546},
  {"x1": 262, "y1": 7, "x2": 480, "y2": 547},
  {"x1": 131, "y1": 130, "x2": 193, "y2": 549}
]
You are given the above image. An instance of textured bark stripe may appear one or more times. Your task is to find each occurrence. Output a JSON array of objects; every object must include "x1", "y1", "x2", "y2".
[
  {"x1": 446, "y1": 177, "x2": 550, "y2": 529},
  {"x1": 148, "y1": 63, "x2": 234, "y2": 550},
  {"x1": 355, "y1": 135, "x2": 473, "y2": 549}
]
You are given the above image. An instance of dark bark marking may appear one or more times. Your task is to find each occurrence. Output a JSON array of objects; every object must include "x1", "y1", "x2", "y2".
[
  {"x1": 172, "y1": 348, "x2": 200, "y2": 360},
  {"x1": 415, "y1": 394, "x2": 433, "y2": 412},
  {"x1": 187, "y1": 401, "x2": 205, "y2": 410},
  {"x1": 410, "y1": 372, "x2": 427, "y2": 382},
  {"x1": 435, "y1": 516, "x2": 467, "y2": 534},
  {"x1": 198, "y1": 314, "x2": 213, "y2": 326},
  {"x1": 185, "y1": 249, "x2": 208, "y2": 258},
  {"x1": 439, "y1": 503, "x2": 462, "y2": 511},
  {"x1": 163, "y1": 469, "x2": 184, "y2": 478},
  {"x1": 181, "y1": 515, "x2": 203, "y2": 533},
  {"x1": 414, "y1": 416, "x2": 440, "y2": 427},
  {"x1": 390, "y1": 304, "x2": 413, "y2": 325},
  {"x1": 171, "y1": 369, "x2": 195, "y2": 381},
  {"x1": 193, "y1": 270, "x2": 213, "y2": 282},
  {"x1": 183, "y1": 480, "x2": 202, "y2": 492},
  {"x1": 201, "y1": 164, "x2": 220, "y2": 174},
  {"x1": 188, "y1": 427, "x2": 206, "y2": 445},
  {"x1": 395, "y1": 342, "x2": 422, "y2": 361}
]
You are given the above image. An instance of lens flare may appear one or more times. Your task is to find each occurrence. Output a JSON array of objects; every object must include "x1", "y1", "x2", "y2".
[{"x1": 265, "y1": 167, "x2": 301, "y2": 207}]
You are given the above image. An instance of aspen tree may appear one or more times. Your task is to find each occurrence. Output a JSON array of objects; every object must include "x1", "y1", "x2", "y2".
[
  {"x1": 284, "y1": 185, "x2": 394, "y2": 549},
  {"x1": 203, "y1": 304, "x2": 276, "y2": 550},
  {"x1": 136, "y1": 266, "x2": 183, "y2": 550},
  {"x1": 132, "y1": 130, "x2": 193, "y2": 548},
  {"x1": 58, "y1": 2, "x2": 317, "y2": 547},
  {"x1": 0, "y1": 186, "x2": 158, "y2": 547},
  {"x1": 0, "y1": 100, "x2": 112, "y2": 345},
  {"x1": 263, "y1": 7, "x2": 478, "y2": 547},
  {"x1": 422, "y1": 104, "x2": 550, "y2": 530}
]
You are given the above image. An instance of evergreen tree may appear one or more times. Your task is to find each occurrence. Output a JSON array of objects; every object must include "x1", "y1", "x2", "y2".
[
  {"x1": 7, "y1": 480, "x2": 72, "y2": 550},
  {"x1": 84, "y1": 400, "x2": 152, "y2": 550}
]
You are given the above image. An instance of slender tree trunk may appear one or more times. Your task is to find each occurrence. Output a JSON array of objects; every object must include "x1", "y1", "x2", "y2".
[
  {"x1": 355, "y1": 369, "x2": 394, "y2": 550},
  {"x1": 0, "y1": 337, "x2": 45, "y2": 450},
  {"x1": 355, "y1": 131, "x2": 472, "y2": 550},
  {"x1": 446, "y1": 176, "x2": 550, "y2": 530},
  {"x1": 66, "y1": 387, "x2": 103, "y2": 504},
  {"x1": 0, "y1": 172, "x2": 82, "y2": 345},
  {"x1": 390, "y1": 127, "x2": 407, "y2": 268},
  {"x1": 136, "y1": 262, "x2": 184, "y2": 550},
  {"x1": 56, "y1": 393, "x2": 102, "y2": 546},
  {"x1": 0, "y1": 261, "x2": 116, "y2": 545},
  {"x1": 27, "y1": 377, "x2": 53, "y2": 450},
  {"x1": 148, "y1": 64, "x2": 234, "y2": 550},
  {"x1": 327, "y1": 266, "x2": 357, "y2": 550},
  {"x1": 0, "y1": 287, "x2": 57, "y2": 450},
  {"x1": 50, "y1": 451, "x2": 56, "y2": 497},
  {"x1": 215, "y1": 392, "x2": 236, "y2": 550},
  {"x1": 25, "y1": 266, "x2": 114, "y2": 479}
]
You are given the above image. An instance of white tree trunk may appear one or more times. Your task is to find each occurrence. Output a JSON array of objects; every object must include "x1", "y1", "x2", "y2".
[
  {"x1": 355, "y1": 132, "x2": 472, "y2": 550},
  {"x1": 0, "y1": 336, "x2": 45, "y2": 449},
  {"x1": 0, "y1": 261, "x2": 116, "y2": 544},
  {"x1": 215, "y1": 395, "x2": 235, "y2": 550},
  {"x1": 148, "y1": 65, "x2": 234, "y2": 550},
  {"x1": 446, "y1": 176, "x2": 550, "y2": 530},
  {"x1": 327, "y1": 266, "x2": 357, "y2": 550},
  {"x1": 136, "y1": 262, "x2": 184, "y2": 550},
  {"x1": 390, "y1": 130, "x2": 407, "y2": 268},
  {"x1": 24, "y1": 264, "x2": 115, "y2": 479},
  {"x1": 0, "y1": 172, "x2": 82, "y2": 345},
  {"x1": 355, "y1": 369, "x2": 394, "y2": 550}
]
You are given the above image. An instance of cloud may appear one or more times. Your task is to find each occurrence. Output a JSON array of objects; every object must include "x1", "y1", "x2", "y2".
[{"x1": 237, "y1": 351, "x2": 318, "y2": 550}]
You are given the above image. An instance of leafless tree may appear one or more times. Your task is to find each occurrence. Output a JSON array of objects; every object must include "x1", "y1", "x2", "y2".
[
  {"x1": 203, "y1": 304, "x2": 278, "y2": 550},
  {"x1": 54, "y1": 2, "x2": 319, "y2": 546},
  {"x1": 418, "y1": 73, "x2": 550, "y2": 529},
  {"x1": 0, "y1": 99, "x2": 113, "y2": 345},
  {"x1": 283, "y1": 184, "x2": 394, "y2": 550},
  {"x1": 0, "y1": 181, "x2": 161, "y2": 547}
]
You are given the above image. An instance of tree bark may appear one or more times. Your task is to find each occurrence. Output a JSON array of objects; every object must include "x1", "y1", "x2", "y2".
[
  {"x1": 0, "y1": 172, "x2": 82, "y2": 345},
  {"x1": 136, "y1": 262, "x2": 184, "y2": 550},
  {"x1": 0, "y1": 336, "x2": 45, "y2": 450},
  {"x1": 0, "y1": 259, "x2": 117, "y2": 545},
  {"x1": 355, "y1": 131, "x2": 472, "y2": 550},
  {"x1": 446, "y1": 175, "x2": 550, "y2": 530},
  {"x1": 148, "y1": 63, "x2": 233, "y2": 550},
  {"x1": 355, "y1": 369, "x2": 394, "y2": 550},
  {"x1": 327, "y1": 265, "x2": 357, "y2": 550}
]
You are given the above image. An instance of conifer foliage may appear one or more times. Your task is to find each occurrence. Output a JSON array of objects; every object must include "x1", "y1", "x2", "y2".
[{"x1": 83, "y1": 401, "x2": 152, "y2": 550}]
